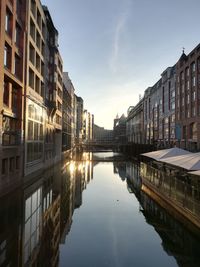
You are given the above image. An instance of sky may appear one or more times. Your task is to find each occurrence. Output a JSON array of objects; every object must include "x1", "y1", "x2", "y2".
[{"x1": 42, "y1": 0, "x2": 200, "y2": 129}]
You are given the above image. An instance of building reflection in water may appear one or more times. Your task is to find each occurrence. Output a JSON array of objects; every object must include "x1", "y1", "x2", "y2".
[
  {"x1": 0, "y1": 152, "x2": 94, "y2": 267},
  {"x1": 122, "y1": 161, "x2": 200, "y2": 267},
  {"x1": 0, "y1": 189, "x2": 22, "y2": 267},
  {"x1": 60, "y1": 152, "x2": 93, "y2": 244},
  {"x1": 1, "y1": 154, "x2": 200, "y2": 267}
]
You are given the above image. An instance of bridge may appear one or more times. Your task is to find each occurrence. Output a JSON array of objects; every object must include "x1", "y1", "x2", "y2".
[{"x1": 82, "y1": 141, "x2": 120, "y2": 151}]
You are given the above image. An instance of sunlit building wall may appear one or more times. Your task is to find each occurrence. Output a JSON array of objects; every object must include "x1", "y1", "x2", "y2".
[
  {"x1": 73, "y1": 93, "x2": 77, "y2": 145},
  {"x1": 63, "y1": 72, "x2": 76, "y2": 148},
  {"x1": 76, "y1": 96, "x2": 84, "y2": 144},
  {"x1": 62, "y1": 79, "x2": 72, "y2": 151},
  {"x1": 113, "y1": 114, "x2": 127, "y2": 144},
  {"x1": 43, "y1": 6, "x2": 63, "y2": 165},
  {"x1": 24, "y1": 0, "x2": 47, "y2": 176},
  {"x1": 0, "y1": 0, "x2": 26, "y2": 193},
  {"x1": 159, "y1": 66, "x2": 176, "y2": 148},
  {"x1": 176, "y1": 45, "x2": 200, "y2": 151},
  {"x1": 126, "y1": 98, "x2": 144, "y2": 144},
  {"x1": 143, "y1": 66, "x2": 176, "y2": 148}
]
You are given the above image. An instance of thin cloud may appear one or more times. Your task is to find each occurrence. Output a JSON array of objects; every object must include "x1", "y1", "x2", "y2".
[
  {"x1": 110, "y1": 13, "x2": 127, "y2": 73},
  {"x1": 109, "y1": 0, "x2": 132, "y2": 74}
]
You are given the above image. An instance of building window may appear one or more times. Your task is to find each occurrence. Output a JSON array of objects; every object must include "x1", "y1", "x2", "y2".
[
  {"x1": 27, "y1": 100, "x2": 44, "y2": 163},
  {"x1": 56, "y1": 114, "x2": 61, "y2": 125},
  {"x1": 16, "y1": 156, "x2": 20, "y2": 170},
  {"x1": 12, "y1": 87, "x2": 18, "y2": 114},
  {"x1": 186, "y1": 67, "x2": 189, "y2": 77},
  {"x1": 9, "y1": 157, "x2": 15, "y2": 172},
  {"x1": 41, "y1": 81, "x2": 44, "y2": 97},
  {"x1": 24, "y1": 188, "x2": 41, "y2": 264},
  {"x1": 187, "y1": 80, "x2": 189, "y2": 90},
  {"x1": 192, "y1": 76, "x2": 196, "y2": 87},
  {"x1": 35, "y1": 75, "x2": 40, "y2": 95},
  {"x1": 3, "y1": 81, "x2": 9, "y2": 106},
  {"x1": 192, "y1": 62, "x2": 196, "y2": 72},
  {"x1": 29, "y1": 68, "x2": 34, "y2": 89},
  {"x1": 193, "y1": 91, "x2": 196, "y2": 101},
  {"x1": 41, "y1": 62, "x2": 44, "y2": 76},
  {"x1": 2, "y1": 116, "x2": 19, "y2": 145},
  {"x1": 5, "y1": 9, "x2": 12, "y2": 37},
  {"x1": 181, "y1": 71, "x2": 184, "y2": 81},
  {"x1": 14, "y1": 54, "x2": 21, "y2": 79},
  {"x1": 36, "y1": 31, "x2": 41, "y2": 50},
  {"x1": 182, "y1": 126, "x2": 186, "y2": 139},
  {"x1": 181, "y1": 83, "x2": 184, "y2": 93},
  {"x1": 187, "y1": 94, "x2": 190, "y2": 104},
  {"x1": 4, "y1": 43, "x2": 11, "y2": 69},
  {"x1": 37, "y1": 9, "x2": 41, "y2": 29},
  {"x1": 42, "y1": 41, "x2": 45, "y2": 56},
  {"x1": 42, "y1": 21, "x2": 45, "y2": 36},
  {"x1": 36, "y1": 53, "x2": 40, "y2": 72},
  {"x1": 29, "y1": 44, "x2": 35, "y2": 65},
  {"x1": 31, "y1": 0, "x2": 36, "y2": 17},
  {"x1": 15, "y1": 23, "x2": 21, "y2": 47},
  {"x1": 171, "y1": 114, "x2": 175, "y2": 122},
  {"x1": 177, "y1": 85, "x2": 180, "y2": 95},
  {"x1": 2, "y1": 159, "x2": 8, "y2": 175},
  {"x1": 30, "y1": 18, "x2": 35, "y2": 41},
  {"x1": 192, "y1": 106, "x2": 196, "y2": 117},
  {"x1": 16, "y1": 0, "x2": 22, "y2": 17}
]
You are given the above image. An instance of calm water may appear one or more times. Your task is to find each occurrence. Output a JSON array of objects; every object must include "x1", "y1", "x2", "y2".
[{"x1": 0, "y1": 151, "x2": 200, "y2": 267}]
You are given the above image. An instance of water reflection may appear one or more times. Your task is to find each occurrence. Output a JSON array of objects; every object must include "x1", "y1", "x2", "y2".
[
  {"x1": 124, "y1": 161, "x2": 200, "y2": 267},
  {"x1": 0, "y1": 152, "x2": 199, "y2": 267}
]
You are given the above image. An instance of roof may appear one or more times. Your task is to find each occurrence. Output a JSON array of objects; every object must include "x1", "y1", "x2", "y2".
[
  {"x1": 160, "y1": 153, "x2": 200, "y2": 171},
  {"x1": 188, "y1": 170, "x2": 200, "y2": 176},
  {"x1": 141, "y1": 148, "x2": 190, "y2": 161}
]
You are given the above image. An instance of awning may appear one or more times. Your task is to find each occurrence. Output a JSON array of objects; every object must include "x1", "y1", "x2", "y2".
[
  {"x1": 160, "y1": 153, "x2": 200, "y2": 171},
  {"x1": 188, "y1": 170, "x2": 200, "y2": 176},
  {"x1": 141, "y1": 147, "x2": 191, "y2": 161}
]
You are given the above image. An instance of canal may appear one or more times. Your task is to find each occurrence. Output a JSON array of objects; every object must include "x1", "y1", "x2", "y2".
[{"x1": 0, "y1": 151, "x2": 200, "y2": 266}]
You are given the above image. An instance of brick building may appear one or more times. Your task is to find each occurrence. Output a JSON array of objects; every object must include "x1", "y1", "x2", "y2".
[
  {"x1": 0, "y1": 0, "x2": 26, "y2": 193},
  {"x1": 176, "y1": 46, "x2": 200, "y2": 151}
]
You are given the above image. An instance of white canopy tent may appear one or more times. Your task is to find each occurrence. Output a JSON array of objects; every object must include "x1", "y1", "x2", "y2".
[
  {"x1": 188, "y1": 170, "x2": 200, "y2": 176},
  {"x1": 141, "y1": 147, "x2": 191, "y2": 161},
  {"x1": 160, "y1": 153, "x2": 200, "y2": 171}
]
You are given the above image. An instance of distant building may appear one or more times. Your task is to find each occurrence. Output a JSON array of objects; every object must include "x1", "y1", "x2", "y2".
[
  {"x1": 62, "y1": 76, "x2": 72, "y2": 151},
  {"x1": 143, "y1": 66, "x2": 176, "y2": 148},
  {"x1": 76, "y1": 96, "x2": 84, "y2": 144},
  {"x1": 113, "y1": 114, "x2": 127, "y2": 144},
  {"x1": 62, "y1": 72, "x2": 76, "y2": 148},
  {"x1": 93, "y1": 124, "x2": 113, "y2": 142},
  {"x1": 83, "y1": 110, "x2": 94, "y2": 143},
  {"x1": 126, "y1": 98, "x2": 144, "y2": 144}
]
